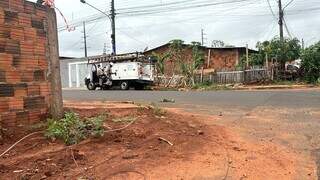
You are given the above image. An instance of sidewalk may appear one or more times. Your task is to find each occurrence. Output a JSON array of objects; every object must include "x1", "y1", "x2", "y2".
[{"x1": 235, "y1": 84, "x2": 319, "y2": 90}]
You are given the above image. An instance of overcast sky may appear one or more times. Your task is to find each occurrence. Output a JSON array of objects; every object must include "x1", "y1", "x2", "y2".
[{"x1": 29, "y1": 0, "x2": 320, "y2": 57}]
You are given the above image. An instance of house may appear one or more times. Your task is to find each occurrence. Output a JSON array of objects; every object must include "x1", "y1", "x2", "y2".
[
  {"x1": 144, "y1": 43, "x2": 257, "y2": 75},
  {"x1": 60, "y1": 57, "x2": 88, "y2": 88}
]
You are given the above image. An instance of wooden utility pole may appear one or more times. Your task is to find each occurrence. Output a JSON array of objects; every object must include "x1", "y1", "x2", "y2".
[
  {"x1": 278, "y1": 0, "x2": 284, "y2": 42},
  {"x1": 111, "y1": 0, "x2": 116, "y2": 55},
  {"x1": 201, "y1": 29, "x2": 206, "y2": 46},
  {"x1": 246, "y1": 44, "x2": 249, "y2": 69},
  {"x1": 47, "y1": 8, "x2": 63, "y2": 120},
  {"x1": 83, "y1": 21, "x2": 88, "y2": 57},
  {"x1": 265, "y1": 53, "x2": 269, "y2": 69}
]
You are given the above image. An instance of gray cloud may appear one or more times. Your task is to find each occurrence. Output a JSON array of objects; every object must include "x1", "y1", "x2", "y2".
[{"x1": 28, "y1": 0, "x2": 320, "y2": 57}]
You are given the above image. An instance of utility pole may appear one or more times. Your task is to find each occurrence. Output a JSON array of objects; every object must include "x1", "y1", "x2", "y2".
[
  {"x1": 246, "y1": 44, "x2": 249, "y2": 69},
  {"x1": 278, "y1": 0, "x2": 284, "y2": 42},
  {"x1": 201, "y1": 29, "x2": 205, "y2": 46},
  {"x1": 83, "y1": 21, "x2": 88, "y2": 57},
  {"x1": 111, "y1": 0, "x2": 116, "y2": 55}
]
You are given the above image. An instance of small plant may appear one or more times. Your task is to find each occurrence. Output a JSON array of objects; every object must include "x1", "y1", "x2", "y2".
[
  {"x1": 149, "y1": 103, "x2": 167, "y2": 117},
  {"x1": 45, "y1": 112, "x2": 105, "y2": 145}
]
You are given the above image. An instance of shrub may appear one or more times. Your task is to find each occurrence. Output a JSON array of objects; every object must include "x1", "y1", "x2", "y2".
[
  {"x1": 301, "y1": 42, "x2": 320, "y2": 83},
  {"x1": 45, "y1": 112, "x2": 105, "y2": 145}
]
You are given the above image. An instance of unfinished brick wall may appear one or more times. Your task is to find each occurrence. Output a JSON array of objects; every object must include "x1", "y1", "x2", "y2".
[{"x1": 0, "y1": 0, "x2": 50, "y2": 134}]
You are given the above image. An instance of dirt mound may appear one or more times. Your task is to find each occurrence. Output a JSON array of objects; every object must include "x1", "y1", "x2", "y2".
[{"x1": 0, "y1": 106, "x2": 298, "y2": 179}]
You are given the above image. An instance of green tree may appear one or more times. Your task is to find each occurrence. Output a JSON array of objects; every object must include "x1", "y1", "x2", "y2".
[
  {"x1": 262, "y1": 37, "x2": 301, "y2": 69},
  {"x1": 179, "y1": 41, "x2": 205, "y2": 86},
  {"x1": 152, "y1": 52, "x2": 170, "y2": 75},
  {"x1": 239, "y1": 37, "x2": 301, "y2": 70},
  {"x1": 211, "y1": 40, "x2": 225, "y2": 48},
  {"x1": 168, "y1": 39, "x2": 184, "y2": 75},
  {"x1": 301, "y1": 41, "x2": 320, "y2": 83}
]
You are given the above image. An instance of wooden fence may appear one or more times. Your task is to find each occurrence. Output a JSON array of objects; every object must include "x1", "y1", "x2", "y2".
[
  {"x1": 156, "y1": 69, "x2": 271, "y2": 87},
  {"x1": 195, "y1": 69, "x2": 270, "y2": 84}
]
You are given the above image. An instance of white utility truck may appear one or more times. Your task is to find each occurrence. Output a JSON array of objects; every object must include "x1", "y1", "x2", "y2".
[{"x1": 84, "y1": 53, "x2": 156, "y2": 90}]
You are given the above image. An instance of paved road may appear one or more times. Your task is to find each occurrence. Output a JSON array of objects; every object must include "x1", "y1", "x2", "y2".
[
  {"x1": 64, "y1": 89, "x2": 320, "y2": 179},
  {"x1": 63, "y1": 89, "x2": 320, "y2": 111}
]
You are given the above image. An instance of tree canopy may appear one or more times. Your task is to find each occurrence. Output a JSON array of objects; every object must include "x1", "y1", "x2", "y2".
[
  {"x1": 240, "y1": 37, "x2": 301, "y2": 69},
  {"x1": 301, "y1": 41, "x2": 320, "y2": 83}
]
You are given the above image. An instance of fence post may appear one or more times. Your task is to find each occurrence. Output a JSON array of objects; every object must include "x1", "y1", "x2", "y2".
[{"x1": 47, "y1": 8, "x2": 63, "y2": 120}]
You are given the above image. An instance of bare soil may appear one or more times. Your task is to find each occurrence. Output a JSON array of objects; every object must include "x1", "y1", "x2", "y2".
[{"x1": 0, "y1": 105, "x2": 301, "y2": 179}]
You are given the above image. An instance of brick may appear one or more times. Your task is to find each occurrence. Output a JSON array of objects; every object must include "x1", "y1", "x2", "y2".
[
  {"x1": 20, "y1": 40, "x2": 34, "y2": 56},
  {"x1": 23, "y1": 96, "x2": 45, "y2": 110},
  {"x1": 18, "y1": 55, "x2": 38, "y2": 68},
  {"x1": 16, "y1": 110, "x2": 29, "y2": 125},
  {"x1": 8, "y1": 97, "x2": 23, "y2": 111},
  {"x1": 28, "y1": 110, "x2": 41, "y2": 123},
  {"x1": 31, "y1": 18, "x2": 44, "y2": 29},
  {"x1": 0, "y1": 84, "x2": 14, "y2": 97},
  {"x1": 14, "y1": 83, "x2": 27, "y2": 97},
  {"x1": 40, "y1": 82, "x2": 50, "y2": 96},
  {"x1": 0, "y1": 24, "x2": 11, "y2": 38},
  {"x1": 24, "y1": 27, "x2": 37, "y2": 41},
  {"x1": 37, "y1": 55, "x2": 47, "y2": 69},
  {"x1": 0, "y1": 1, "x2": 9, "y2": 9},
  {"x1": 5, "y1": 39, "x2": 20, "y2": 54},
  {"x1": 35, "y1": 4, "x2": 46, "y2": 19},
  {"x1": 0, "y1": 69, "x2": 5, "y2": 82},
  {"x1": 0, "y1": 8, "x2": 4, "y2": 24},
  {"x1": 0, "y1": 112, "x2": 16, "y2": 128},
  {"x1": 5, "y1": 69, "x2": 21, "y2": 83},
  {"x1": 18, "y1": 13, "x2": 31, "y2": 26},
  {"x1": 9, "y1": 0, "x2": 24, "y2": 12},
  {"x1": 34, "y1": 42, "x2": 45, "y2": 55},
  {"x1": 34, "y1": 69, "x2": 45, "y2": 81},
  {"x1": 4, "y1": 10, "x2": 18, "y2": 25},
  {"x1": 0, "y1": 38, "x2": 5, "y2": 53},
  {"x1": 20, "y1": 70, "x2": 33, "y2": 82},
  {"x1": 0, "y1": 99, "x2": 9, "y2": 113},
  {"x1": 36, "y1": 29, "x2": 46, "y2": 38},
  {"x1": 0, "y1": 53, "x2": 13, "y2": 68},
  {"x1": 10, "y1": 25, "x2": 24, "y2": 41},
  {"x1": 24, "y1": 1, "x2": 36, "y2": 15},
  {"x1": 27, "y1": 83, "x2": 40, "y2": 96}
]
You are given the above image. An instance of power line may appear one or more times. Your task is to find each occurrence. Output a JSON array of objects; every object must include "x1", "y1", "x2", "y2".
[{"x1": 283, "y1": 0, "x2": 295, "y2": 9}]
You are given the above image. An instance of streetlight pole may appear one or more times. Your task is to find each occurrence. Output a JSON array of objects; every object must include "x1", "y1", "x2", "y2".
[{"x1": 80, "y1": 0, "x2": 116, "y2": 55}]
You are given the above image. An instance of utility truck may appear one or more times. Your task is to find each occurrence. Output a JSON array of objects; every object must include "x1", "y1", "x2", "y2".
[{"x1": 84, "y1": 53, "x2": 156, "y2": 90}]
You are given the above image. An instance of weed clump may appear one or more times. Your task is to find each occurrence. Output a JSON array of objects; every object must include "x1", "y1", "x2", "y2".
[
  {"x1": 150, "y1": 103, "x2": 167, "y2": 117},
  {"x1": 45, "y1": 112, "x2": 105, "y2": 145}
]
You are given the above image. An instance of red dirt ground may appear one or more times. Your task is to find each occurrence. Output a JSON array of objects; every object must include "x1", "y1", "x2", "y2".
[{"x1": 0, "y1": 105, "x2": 300, "y2": 179}]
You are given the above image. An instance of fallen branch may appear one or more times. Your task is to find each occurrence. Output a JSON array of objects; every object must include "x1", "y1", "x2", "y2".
[
  {"x1": 70, "y1": 148, "x2": 79, "y2": 168},
  {"x1": 104, "y1": 119, "x2": 137, "y2": 133},
  {"x1": 158, "y1": 137, "x2": 173, "y2": 146},
  {"x1": 0, "y1": 131, "x2": 43, "y2": 158}
]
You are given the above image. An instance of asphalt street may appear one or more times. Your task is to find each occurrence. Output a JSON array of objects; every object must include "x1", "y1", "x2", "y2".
[{"x1": 63, "y1": 89, "x2": 320, "y2": 110}]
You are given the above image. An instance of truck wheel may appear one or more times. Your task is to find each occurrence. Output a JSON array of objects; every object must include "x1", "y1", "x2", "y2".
[
  {"x1": 87, "y1": 82, "x2": 96, "y2": 90},
  {"x1": 120, "y1": 81, "x2": 129, "y2": 90},
  {"x1": 134, "y1": 84, "x2": 144, "y2": 90}
]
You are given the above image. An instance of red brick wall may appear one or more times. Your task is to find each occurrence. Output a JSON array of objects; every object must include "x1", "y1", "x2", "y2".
[
  {"x1": 0, "y1": 0, "x2": 50, "y2": 133},
  {"x1": 205, "y1": 49, "x2": 240, "y2": 71},
  {"x1": 145, "y1": 45, "x2": 242, "y2": 75}
]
